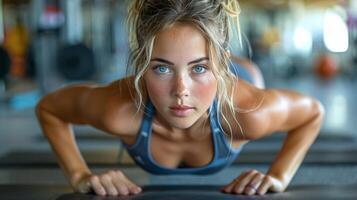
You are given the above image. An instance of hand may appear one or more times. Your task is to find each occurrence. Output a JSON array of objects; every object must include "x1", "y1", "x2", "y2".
[
  {"x1": 74, "y1": 170, "x2": 142, "y2": 196},
  {"x1": 221, "y1": 169, "x2": 285, "y2": 196}
]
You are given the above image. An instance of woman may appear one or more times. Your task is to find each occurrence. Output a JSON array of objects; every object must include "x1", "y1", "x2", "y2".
[{"x1": 36, "y1": 0, "x2": 324, "y2": 196}]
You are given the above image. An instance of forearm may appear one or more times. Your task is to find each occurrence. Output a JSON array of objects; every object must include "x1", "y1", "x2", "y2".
[
  {"x1": 267, "y1": 109, "x2": 324, "y2": 189},
  {"x1": 36, "y1": 106, "x2": 91, "y2": 187}
]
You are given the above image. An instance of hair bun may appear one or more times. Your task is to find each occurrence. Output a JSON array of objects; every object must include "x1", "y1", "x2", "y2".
[
  {"x1": 221, "y1": 0, "x2": 241, "y2": 17},
  {"x1": 131, "y1": 0, "x2": 146, "y2": 14}
]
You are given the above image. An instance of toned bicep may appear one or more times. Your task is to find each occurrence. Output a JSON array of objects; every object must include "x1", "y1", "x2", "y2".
[
  {"x1": 269, "y1": 89, "x2": 322, "y2": 132},
  {"x1": 240, "y1": 89, "x2": 322, "y2": 139},
  {"x1": 36, "y1": 83, "x2": 109, "y2": 125},
  {"x1": 36, "y1": 77, "x2": 140, "y2": 137}
]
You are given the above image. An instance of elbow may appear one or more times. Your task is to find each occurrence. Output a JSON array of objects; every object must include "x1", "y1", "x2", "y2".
[
  {"x1": 35, "y1": 100, "x2": 49, "y2": 128},
  {"x1": 35, "y1": 94, "x2": 54, "y2": 121},
  {"x1": 35, "y1": 99, "x2": 44, "y2": 116},
  {"x1": 35, "y1": 99, "x2": 44, "y2": 118},
  {"x1": 308, "y1": 98, "x2": 325, "y2": 138},
  {"x1": 313, "y1": 98, "x2": 325, "y2": 123},
  {"x1": 35, "y1": 96, "x2": 49, "y2": 118}
]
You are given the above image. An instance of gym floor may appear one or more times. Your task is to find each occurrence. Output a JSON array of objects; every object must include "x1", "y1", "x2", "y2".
[{"x1": 1, "y1": 75, "x2": 357, "y2": 200}]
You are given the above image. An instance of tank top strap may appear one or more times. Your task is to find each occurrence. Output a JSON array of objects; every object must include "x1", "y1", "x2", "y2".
[
  {"x1": 125, "y1": 100, "x2": 155, "y2": 150},
  {"x1": 209, "y1": 100, "x2": 238, "y2": 158}
]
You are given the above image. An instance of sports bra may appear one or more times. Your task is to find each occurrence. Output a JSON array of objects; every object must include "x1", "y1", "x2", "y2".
[{"x1": 123, "y1": 100, "x2": 243, "y2": 175}]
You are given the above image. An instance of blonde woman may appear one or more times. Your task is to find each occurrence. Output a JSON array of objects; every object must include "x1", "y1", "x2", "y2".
[{"x1": 36, "y1": 0, "x2": 324, "y2": 197}]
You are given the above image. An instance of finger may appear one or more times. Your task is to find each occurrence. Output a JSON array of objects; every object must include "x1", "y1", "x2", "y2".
[
  {"x1": 221, "y1": 171, "x2": 251, "y2": 193},
  {"x1": 111, "y1": 179, "x2": 130, "y2": 196},
  {"x1": 243, "y1": 173, "x2": 264, "y2": 195},
  {"x1": 110, "y1": 170, "x2": 132, "y2": 196},
  {"x1": 100, "y1": 174, "x2": 118, "y2": 196},
  {"x1": 123, "y1": 178, "x2": 142, "y2": 195},
  {"x1": 232, "y1": 170, "x2": 258, "y2": 194},
  {"x1": 112, "y1": 181, "x2": 129, "y2": 196},
  {"x1": 257, "y1": 176, "x2": 273, "y2": 195},
  {"x1": 89, "y1": 176, "x2": 106, "y2": 196}
]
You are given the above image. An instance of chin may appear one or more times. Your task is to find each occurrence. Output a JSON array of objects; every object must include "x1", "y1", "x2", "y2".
[{"x1": 168, "y1": 117, "x2": 196, "y2": 129}]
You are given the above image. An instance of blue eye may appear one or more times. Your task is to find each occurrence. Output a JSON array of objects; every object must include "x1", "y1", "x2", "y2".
[
  {"x1": 192, "y1": 65, "x2": 206, "y2": 74},
  {"x1": 154, "y1": 65, "x2": 170, "y2": 74}
]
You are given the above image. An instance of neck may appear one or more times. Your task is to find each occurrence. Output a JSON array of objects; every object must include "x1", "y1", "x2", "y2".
[{"x1": 152, "y1": 112, "x2": 211, "y2": 142}]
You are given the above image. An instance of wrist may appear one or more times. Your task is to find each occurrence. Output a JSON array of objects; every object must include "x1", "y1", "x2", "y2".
[
  {"x1": 267, "y1": 171, "x2": 289, "y2": 189},
  {"x1": 70, "y1": 170, "x2": 92, "y2": 188}
]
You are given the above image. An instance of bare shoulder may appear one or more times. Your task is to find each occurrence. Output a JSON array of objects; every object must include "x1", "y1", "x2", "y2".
[
  {"x1": 226, "y1": 79, "x2": 323, "y2": 140},
  {"x1": 90, "y1": 77, "x2": 143, "y2": 137},
  {"x1": 37, "y1": 76, "x2": 143, "y2": 138}
]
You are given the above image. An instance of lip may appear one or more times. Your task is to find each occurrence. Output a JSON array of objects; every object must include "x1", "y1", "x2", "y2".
[
  {"x1": 170, "y1": 105, "x2": 194, "y2": 110},
  {"x1": 169, "y1": 105, "x2": 194, "y2": 117}
]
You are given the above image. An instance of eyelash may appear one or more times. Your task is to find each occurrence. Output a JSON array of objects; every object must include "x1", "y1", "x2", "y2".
[
  {"x1": 153, "y1": 65, "x2": 172, "y2": 74},
  {"x1": 192, "y1": 65, "x2": 207, "y2": 74},
  {"x1": 152, "y1": 64, "x2": 209, "y2": 75}
]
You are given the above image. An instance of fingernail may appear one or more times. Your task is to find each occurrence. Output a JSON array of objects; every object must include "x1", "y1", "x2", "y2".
[{"x1": 134, "y1": 187, "x2": 142, "y2": 193}]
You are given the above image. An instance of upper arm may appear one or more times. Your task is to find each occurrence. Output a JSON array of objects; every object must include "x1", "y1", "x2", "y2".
[
  {"x1": 36, "y1": 83, "x2": 107, "y2": 125},
  {"x1": 236, "y1": 87, "x2": 324, "y2": 140},
  {"x1": 263, "y1": 89, "x2": 324, "y2": 133},
  {"x1": 36, "y1": 78, "x2": 136, "y2": 131}
]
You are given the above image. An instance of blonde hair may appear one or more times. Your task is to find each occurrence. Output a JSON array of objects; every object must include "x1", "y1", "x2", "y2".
[{"x1": 126, "y1": 0, "x2": 243, "y2": 140}]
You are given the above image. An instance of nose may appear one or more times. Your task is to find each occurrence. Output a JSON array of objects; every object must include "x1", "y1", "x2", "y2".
[{"x1": 173, "y1": 74, "x2": 190, "y2": 99}]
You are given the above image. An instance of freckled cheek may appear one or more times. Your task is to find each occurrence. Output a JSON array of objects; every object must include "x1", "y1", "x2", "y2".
[
  {"x1": 192, "y1": 76, "x2": 217, "y2": 103},
  {"x1": 145, "y1": 80, "x2": 170, "y2": 100}
]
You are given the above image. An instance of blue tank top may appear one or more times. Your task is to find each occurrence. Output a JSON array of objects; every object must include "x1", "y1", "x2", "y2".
[
  {"x1": 230, "y1": 62, "x2": 254, "y2": 83},
  {"x1": 123, "y1": 100, "x2": 243, "y2": 175},
  {"x1": 122, "y1": 62, "x2": 251, "y2": 175}
]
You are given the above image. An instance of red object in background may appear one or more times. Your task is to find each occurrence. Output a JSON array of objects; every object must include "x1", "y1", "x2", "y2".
[
  {"x1": 40, "y1": 4, "x2": 64, "y2": 29},
  {"x1": 314, "y1": 54, "x2": 339, "y2": 80}
]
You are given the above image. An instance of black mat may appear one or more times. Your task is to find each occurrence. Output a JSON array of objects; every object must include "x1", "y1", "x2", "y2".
[
  {"x1": 57, "y1": 185, "x2": 357, "y2": 200},
  {"x1": 1, "y1": 184, "x2": 357, "y2": 200},
  {"x1": 0, "y1": 184, "x2": 71, "y2": 200},
  {"x1": 0, "y1": 149, "x2": 121, "y2": 167}
]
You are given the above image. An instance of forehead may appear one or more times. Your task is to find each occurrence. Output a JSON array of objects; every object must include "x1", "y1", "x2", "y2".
[{"x1": 152, "y1": 23, "x2": 208, "y2": 60}]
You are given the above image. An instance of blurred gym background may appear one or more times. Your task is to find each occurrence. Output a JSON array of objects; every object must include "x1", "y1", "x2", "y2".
[{"x1": 0, "y1": 0, "x2": 357, "y2": 189}]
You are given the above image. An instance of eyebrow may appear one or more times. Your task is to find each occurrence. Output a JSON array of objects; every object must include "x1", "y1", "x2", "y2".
[{"x1": 150, "y1": 57, "x2": 209, "y2": 65}]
